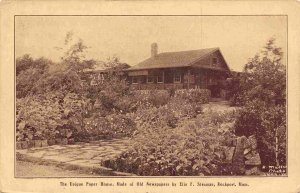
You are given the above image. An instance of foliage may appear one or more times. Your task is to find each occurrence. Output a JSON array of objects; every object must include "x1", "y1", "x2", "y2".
[
  {"x1": 148, "y1": 90, "x2": 170, "y2": 107},
  {"x1": 231, "y1": 38, "x2": 286, "y2": 106},
  {"x1": 133, "y1": 90, "x2": 170, "y2": 108},
  {"x1": 16, "y1": 55, "x2": 52, "y2": 98},
  {"x1": 16, "y1": 93, "x2": 62, "y2": 141},
  {"x1": 80, "y1": 114, "x2": 137, "y2": 140},
  {"x1": 222, "y1": 72, "x2": 243, "y2": 105},
  {"x1": 104, "y1": 56, "x2": 131, "y2": 74},
  {"x1": 16, "y1": 92, "x2": 88, "y2": 141},
  {"x1": 174, "y1": 89, "x2": 211, "y2": 104},
  {"x1": 235, "y1": 100, "x2": 286, "y2": 165},
  {"x1": 234, "y1": 38, "x2": 286, "y2": 166},
  {"x1": 84, "y1": 56, "x2": 134, "y2": 113},
  {"x1": 132, "y1": 105, "x2": 178, "y2": 130},
  {"x1": 97, "y1": 76, "x2": 132, "y2": 113},
  {"x1": 102, "y1": 109, "x2": 237, "y2": 176},
  {"x1": 16, "y1": 32, "x2": 94, "y2": 142},
  {"x1": 31, "y1": 69, "x2": 84, "y2": 96},
  {"x1": 167, "y1": 97, "x2": 200, "y2": 119}
]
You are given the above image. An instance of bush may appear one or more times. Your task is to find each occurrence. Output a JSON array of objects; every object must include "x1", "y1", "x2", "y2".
[
  {"x1": 175, "y1": 89, "x2": 211, "y2": 104},
  {"x1": 234, "y1": 39, "x2": 286, "y2": 166},
  {"x1": 16, "y1": 92, "x2": 88, "y2": 142},
  {"x1": 167, "y1": 97, "x2": 200, "y2": 119},
  {"x1": 16, "y1": 94, "x2": 63, "y2": 141},
  {"x1": 102, "y1": 109, "x2": 237, "y2": 176},
  {"x1": 130, "y1": 91, "x2": 204, "y2": 131},
  {"x1": 97, "y1": 76, "x2": 132, "y2": 112},
  {"x1": 81, "y1": 113, "x2": 137, "y2": 140},
  {"x1": 148, "y1": 90, "x2": 170, "y2": 107},
  {"x1": 234, "y1": 100, "x2": 286, "y2": 166},
  {"x1": 133, "y1": 90, "x2": 170, "y2": 108},
  {"x1": 133, "y1": 105, "x2": 178, "y2": 130}
]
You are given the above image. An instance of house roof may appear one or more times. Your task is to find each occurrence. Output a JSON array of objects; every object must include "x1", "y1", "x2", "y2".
[{"x1": 128, "y1": 47, "x2": 223, "y2": 71}]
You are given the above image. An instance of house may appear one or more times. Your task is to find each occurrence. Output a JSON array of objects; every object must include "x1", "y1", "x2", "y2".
[{"x1": 125, "y1": 43, "x2": 231, "y2": 97}]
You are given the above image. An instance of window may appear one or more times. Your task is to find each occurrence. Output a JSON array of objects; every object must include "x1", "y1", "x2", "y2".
[
  {"x1": 147, "y1": 76, "x2": 154, "y2": 83},
  {"x1": 157, "y1": 72, "x2": 164, "y2": 83},
  {"x1": 132, "y1": 77, "x2": 138, "y2": 84},
  {"x1": 174, "y1": 73, "x2": 181, "y2": 83},
  {"x1": 212, "y1": 57, "x2": 218, "y2": 65}
]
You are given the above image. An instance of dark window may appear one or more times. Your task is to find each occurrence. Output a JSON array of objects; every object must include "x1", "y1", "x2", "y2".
[
  {"x1": 132, "y1": 77, "x2": 138, "y2": 84},
  {"x1": 140, "y1": 76, "x2": 146, "y2": 84},
  {"x1": 174, "y1": 73, "x2": 181, "y2": 83},
  {"x1": 147, "y1": 76, "x2": 154, "y2": 83}
]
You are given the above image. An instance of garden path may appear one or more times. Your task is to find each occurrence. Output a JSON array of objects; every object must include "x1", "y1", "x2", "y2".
[
  {"x1": 202, "y1": 100, "x2": 238, "y2": 113},
  {"x1": 16, "y1": 138, "x2": 135, "y2": 176}
]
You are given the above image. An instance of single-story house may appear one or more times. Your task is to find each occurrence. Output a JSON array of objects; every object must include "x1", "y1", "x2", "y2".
[{"x1": 125, "y1": 43, "x2": 231, "y2": 97}]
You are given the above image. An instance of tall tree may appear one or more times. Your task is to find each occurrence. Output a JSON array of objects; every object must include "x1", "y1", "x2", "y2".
[{"x1": 235, "y1": 38, "x2": 286, "y2": 166}]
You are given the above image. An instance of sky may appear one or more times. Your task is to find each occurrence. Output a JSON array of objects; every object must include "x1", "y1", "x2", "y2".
[{"x1": 15, "y1": 16, "x2": 287, "y2": 72}]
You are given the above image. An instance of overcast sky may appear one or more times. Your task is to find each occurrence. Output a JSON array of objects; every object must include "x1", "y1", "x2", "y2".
[{"x1": 15, "y1": 16, "x2": 287, "y2": 72}]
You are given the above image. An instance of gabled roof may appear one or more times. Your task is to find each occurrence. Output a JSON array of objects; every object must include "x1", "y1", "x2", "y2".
[{"x1": 128, "y1": 47, "x2": 224, "y2": 71}]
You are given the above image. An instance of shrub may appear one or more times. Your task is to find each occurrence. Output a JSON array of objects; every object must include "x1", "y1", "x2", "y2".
[
  {"x1": 133, "y1": 105, "x2": 178, "y2": 130},
  {"x1": 16, "y1": 94, "x2": 63, "y2": 141},
  {"x1": 133, "y1": 90, "x2": 170, "y2": 108},
  {"x1": 167, "y1": 97, "x2": 199, "y2": 119},
  {"x1": 234, "y1": 39, "x2": 286, "y2": 166},
  {"x1": 97, "y1": 76, "x2": 132, "y2": 112},
  {"x1": 167, "y1": 87, "x2": 176, "y2": 97},
  {"x1": 82, "y1": 113, "x2": 137, "y2": 140},
  {"x1": 148, "y1": 90, "x2": 170, "y2": 107},
  {"x1": 130, "y1": 93, "x2": 203, "y2": 131},
  {"x1": 234, "y1": 100, "x2": 286, "y2": 166},
  {"x1": 16, "y1": 92, "x2": 89, "y2": 142},
  {"x1": 175, "y1": 89, "x2": 211, "y2": 104},
  {"x1": 102, "y1": 110, "x2": 237, "y2": 176},
  {"x1": 114, "y1": 94, "x2": 139, "y2": 113}
]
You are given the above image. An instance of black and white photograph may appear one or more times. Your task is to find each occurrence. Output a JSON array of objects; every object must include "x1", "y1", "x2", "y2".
[{"x1": 14, "y1": 15, "x2": 287, "y2": 177}]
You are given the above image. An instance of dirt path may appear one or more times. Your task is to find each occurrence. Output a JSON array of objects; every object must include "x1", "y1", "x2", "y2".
[
  {"x1": 202, "y1": 101, "x2": 238, "y2": 113},
  {"x1": 16, "y1": 160, "x2": 99, "y2": 177}
]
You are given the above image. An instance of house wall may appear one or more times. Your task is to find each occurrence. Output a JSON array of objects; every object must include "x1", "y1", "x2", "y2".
[
  {"x1": 128, "y1": 67, "x2": 228, "y2": 91},
  {"x1": 87, "y1": 66, "x2": 229, "y2": 97},
  {"x1": 128, "y1": 68, "x2": 185, "y2": 90}
]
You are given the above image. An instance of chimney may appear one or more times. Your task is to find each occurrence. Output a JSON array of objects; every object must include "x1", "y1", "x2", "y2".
[{"x1": 151, "y1": 43, "x2": 158, "y2": 58}]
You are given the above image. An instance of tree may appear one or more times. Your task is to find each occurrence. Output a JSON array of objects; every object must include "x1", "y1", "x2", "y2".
[
  {"x1": 16, "y1": 55, "x2": 52, "y2": 98},
  {"x1": 16, "y1": 32, "x2": 94, "y2": 142},
  {"x1": 234, "y1": 38, "x2": 286, "y2": 166},
  {"x1": 86, "y1": 56, "x2": 133, "y2": 113}
]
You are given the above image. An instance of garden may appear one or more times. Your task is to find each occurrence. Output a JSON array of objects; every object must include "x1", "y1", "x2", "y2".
[{"x1": 16, "y1": 35, "x2": 286, "y2": 176}]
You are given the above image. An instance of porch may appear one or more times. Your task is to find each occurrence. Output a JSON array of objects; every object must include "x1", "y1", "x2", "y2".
[{"x1": 127, "y1": 67, "x2": 229, "y2": 97}]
